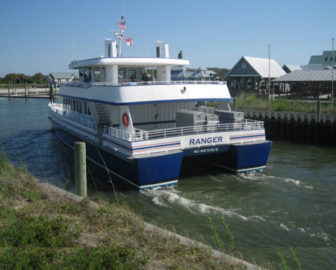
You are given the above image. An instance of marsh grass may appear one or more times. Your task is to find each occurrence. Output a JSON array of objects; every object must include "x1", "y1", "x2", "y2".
[
  {"x1": 0, "y1": 152, "x2": 248, "y2": 269},
  {"x1": 208, "y1": 216, "x2": 235, "y2": 252},
  {"x1": 278, "y1": 248, "x2": 302, "y2": 270},
  {"x1": 232, "y1": 93, "x2": 336, "y2": 114}
]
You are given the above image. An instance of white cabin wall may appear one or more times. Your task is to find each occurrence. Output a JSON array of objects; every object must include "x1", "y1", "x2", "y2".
[{"x1": 107, "y1": 105, "x2": 121, "y2": 125}]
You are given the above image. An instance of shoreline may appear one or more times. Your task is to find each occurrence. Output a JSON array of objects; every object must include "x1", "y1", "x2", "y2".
[{"x1": 0, "y1": 155, "x2": 261, "y2": 269}]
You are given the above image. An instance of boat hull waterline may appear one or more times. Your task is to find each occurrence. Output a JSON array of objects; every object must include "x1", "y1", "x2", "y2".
[{"x1": 51, "y1": 120, "x2": 271, "y2": 190}]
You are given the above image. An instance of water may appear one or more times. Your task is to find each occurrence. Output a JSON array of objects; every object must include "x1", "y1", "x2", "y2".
[{"x1": 1, "y1": 98, "x2": 335, "y2": 269}]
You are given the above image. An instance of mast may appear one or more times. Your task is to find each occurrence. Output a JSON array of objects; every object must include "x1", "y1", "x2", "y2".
[
  {"x1": 112, "y1": 0, "x2": 133, "y2": 57},
  {"x1": 268, "y1": 44, "x2": 271, "y2": 100}
]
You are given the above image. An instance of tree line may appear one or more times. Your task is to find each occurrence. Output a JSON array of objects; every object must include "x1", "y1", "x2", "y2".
[{"x1": 0, "y1": 73, "x2": 48, "y2": 85}]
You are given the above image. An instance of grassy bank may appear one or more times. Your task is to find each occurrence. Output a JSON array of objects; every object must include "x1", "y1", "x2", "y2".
[
  {"x1": 231, "y1": 94, "x2": 336, "y2": 114},
  {"x1": 0, "y1": 152, "x2": 248, "y2": 270}
]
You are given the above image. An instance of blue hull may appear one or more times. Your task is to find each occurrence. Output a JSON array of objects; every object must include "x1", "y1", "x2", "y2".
[
  {"x1": 54, "y1": 127, "x2": 271, "y2": 189},
  {"x1": 54, "y1": 129, "x2": 183, "y2": 189},
  {"x1": 202, "y1": 141, "x2": 272, "y2": 173}
]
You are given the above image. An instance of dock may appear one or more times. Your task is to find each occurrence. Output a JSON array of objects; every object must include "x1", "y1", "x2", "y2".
[
  {"x1": 0, "y1": 87, "x2": 58, "y2": 99},
  {"x1": 242, "y1": 109, "x2": 336, "y2": 145}
]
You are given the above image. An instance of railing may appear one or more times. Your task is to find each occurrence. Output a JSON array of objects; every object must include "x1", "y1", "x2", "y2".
[
  {"x1": 49, "y1": 104, "x2": 96, "y2": 130},
  {"x1": 103, "y1": 120, "x2": 264, "y2": 142},
  {"x1": 62, "y1": 80, "x2": 226, "y2": 88}
]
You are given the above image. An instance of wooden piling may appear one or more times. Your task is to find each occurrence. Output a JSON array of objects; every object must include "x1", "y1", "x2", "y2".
[
  {"x1": 74, "y1": 142, "x2": 87, "y2": 197},
  {"x1": 49, "y1": 84, "x2": 54, "y2": 102},
  {"x1": 316, "y1": 100, "x2": 321, "y2": 123},
  {"x1": 24, "y1": 82, "x2": 28, "y2": 100},
  {"x1": 7, "y1": 82, "x2": 10, "y2": 99}
]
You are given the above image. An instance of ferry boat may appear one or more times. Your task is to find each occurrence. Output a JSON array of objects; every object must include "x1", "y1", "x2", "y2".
[{"x1": 48, "y1": 16, "x2": 271, "y2": 189}]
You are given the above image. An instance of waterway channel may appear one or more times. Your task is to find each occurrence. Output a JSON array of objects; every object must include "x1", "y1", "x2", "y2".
[{"x1": 0, "y1": 98, "x2": 335, "y2": 269}]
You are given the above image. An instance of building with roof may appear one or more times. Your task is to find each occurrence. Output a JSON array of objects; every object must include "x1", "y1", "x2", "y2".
[
  {"x1": 308, "y1": 51, "x2": 335, "y2": 67},
  {"x1": 50, "y1": 72, "x2": 79, "y2": 84},
  {"x1": 274, "y1": 69, "x2": 335, "y2": 98},
  {"x1": 171, "y1": 67, "x2": 217, "y2": 81},
  {"x1": 282, "y1": 64, "x2": 302, "y2": 73},
  {"x1": 225, "y1": 56, "x2": 286, "y2": 93}
]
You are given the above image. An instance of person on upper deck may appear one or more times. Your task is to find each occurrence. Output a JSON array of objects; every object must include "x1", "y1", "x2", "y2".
[{"x1": 141, "y1": 72, "x2": 150, "y2": 82}]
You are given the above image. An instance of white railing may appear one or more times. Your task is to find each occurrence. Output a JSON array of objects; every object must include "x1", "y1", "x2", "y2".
[
  {"x1": 103, "y1": 120, "x2": 264, "y2": 142},
  {"x1": 62, "y1": 80, "x2": 226, "y2": 88},
  {"x1": 49, "y1": 104, "x2": 96, "y2": 130}
]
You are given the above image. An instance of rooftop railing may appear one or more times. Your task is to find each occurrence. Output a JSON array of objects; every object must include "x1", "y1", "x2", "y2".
[
  {"x1": 103, "y1": 120, "x2": 264, "y2": 142},
  {"x1": 62, "y1": 80, "x2": 226, "y2": 88}
]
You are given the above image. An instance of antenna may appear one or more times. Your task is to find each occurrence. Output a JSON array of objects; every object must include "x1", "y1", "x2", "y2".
[
  {"x1": 72, "y1": 33, "x2": 77, "y2": 60},
  {"x1": 109, "y1": 0, "x2": 133, "y2": 57},
  {"x1": 72, "y1": 33, "x2": 74, "y2": 61},
  {"x1": 268, "y1": 43, "x2": 271, "y2": 101}
]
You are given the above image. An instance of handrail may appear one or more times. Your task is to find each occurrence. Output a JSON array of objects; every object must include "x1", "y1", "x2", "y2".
[
  {"x1": 103, "y1": 120, "x2": 264, "y2": 142},
  {"x1": 61, "y1": 80, "x2": 226, "y2": 88}
]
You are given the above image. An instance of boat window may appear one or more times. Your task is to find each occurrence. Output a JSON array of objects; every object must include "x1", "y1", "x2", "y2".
[
  {"x1": 127, "y1": 70, "x2": 136, "y2": 81},
  {"x1": 94, "y1": 69, "x2": 103, "y2": 82},
  {"x1": 118, "y1": 68, "x2": 137, "y2": 82},
  {"x1": 84, "y1": 102, "x2": 88, "y2": 114},
  {"x1": 118, "y1": 69, "x2": 126, "y2": 80},
  {"x1": 79, "y1": 101, "x2": 83, "y2": 113}
]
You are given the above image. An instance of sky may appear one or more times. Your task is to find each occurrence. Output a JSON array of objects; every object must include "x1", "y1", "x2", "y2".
[{"x1": 0, "y1": 0, "x2": 335, "y2": 76}]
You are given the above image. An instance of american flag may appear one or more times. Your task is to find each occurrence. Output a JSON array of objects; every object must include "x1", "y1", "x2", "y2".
[
  {"x1": 117, "y1": 16, "x2": 126, "y2": 30},
  {"x1": 117, "y1": 22, "x2": 126, "y2": 30}
]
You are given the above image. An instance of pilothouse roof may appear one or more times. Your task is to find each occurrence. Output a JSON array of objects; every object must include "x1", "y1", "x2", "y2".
[{"x1": 69, "y1": 57, "x2": 190, "y2": 69}]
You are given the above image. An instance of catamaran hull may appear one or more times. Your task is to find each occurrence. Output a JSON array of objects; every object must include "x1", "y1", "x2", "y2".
[
  {"x1": 54, "y1": 128, "x2": 183, "y2": 189},
  {"x1": 53, "y1": 125, "x2": 271, "y2": 189},
  {"x1": 201, "y1": 141, "x2": 272, "y2": 173}
]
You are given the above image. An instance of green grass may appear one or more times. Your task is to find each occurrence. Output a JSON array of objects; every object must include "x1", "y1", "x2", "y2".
[
  {"x1": 232, "y1": 93, "x2": 336, "y2": 114},
  {"x1": 0, "y1": 152, "x2": 248, "y2": 269}
]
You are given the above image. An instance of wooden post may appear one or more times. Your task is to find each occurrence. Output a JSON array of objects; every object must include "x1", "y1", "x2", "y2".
[
  {"x1": 234, "y1": 98, "x2": 238, "y2": 111},
  {"x1": 49, "y1": 83, "x2": 54, "y2": 102},
  {"x1": 316, "y1": 100, "x2": 321, "y2": 123},
  {"x1": 7, "y1": 82, "x2": 10, "y2": 99},
  {"x1": 74, "y1": 142, "x2": 87, "y2": 197},
  {"x1": 25, "y1": 82, "x2": 28, "y2": 99}
]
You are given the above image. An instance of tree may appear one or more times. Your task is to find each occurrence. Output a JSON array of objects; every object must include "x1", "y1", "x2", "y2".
[{"x1": 31, "y1": 73, "x2": 47, "y2": 84}]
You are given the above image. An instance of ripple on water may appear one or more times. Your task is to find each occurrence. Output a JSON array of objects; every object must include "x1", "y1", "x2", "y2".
[{"x1": 141, "y1": 188, "x2": 268, "y2": 222}]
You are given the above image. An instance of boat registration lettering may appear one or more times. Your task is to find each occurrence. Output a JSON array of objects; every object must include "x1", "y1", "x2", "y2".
[
  {"x1": 193, "y1": 147, "x2": 219, "y2": 154},
  {"x1": 189, "y1": 136, "x2": 223, "y2": 146}
]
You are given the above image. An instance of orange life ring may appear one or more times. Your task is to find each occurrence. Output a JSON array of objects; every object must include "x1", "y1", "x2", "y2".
[{"x1": 122, "y1": 112, "x2": 129, "y2": 127}]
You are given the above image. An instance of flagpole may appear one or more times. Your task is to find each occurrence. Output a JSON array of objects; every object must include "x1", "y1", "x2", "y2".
[
  {"x1": 332, "y1": 37, "x2": 334, "y2": 107},
  {"x1": 268, "y1": 44, "x2": 271, "y2": 100}
]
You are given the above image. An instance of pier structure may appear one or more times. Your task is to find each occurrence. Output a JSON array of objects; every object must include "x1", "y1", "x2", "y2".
[
  {"x1": 242, "y1": 109, "x2": 336, "y2": 145},
  {"x1": 0, "y1": 86, "x2": 58, "y2": 99}
]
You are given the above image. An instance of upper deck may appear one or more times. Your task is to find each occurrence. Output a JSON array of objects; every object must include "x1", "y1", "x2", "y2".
[
  {"x1": 59, "y1": 80, "x2": 231, "y2": 105},
  {"x1": 62, "y1": 30, "x2": 230, "y2": 105}
]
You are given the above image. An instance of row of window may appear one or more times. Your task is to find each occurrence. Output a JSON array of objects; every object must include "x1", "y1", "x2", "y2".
[
  {"x1": 63, "y1": 98, "x2": 91, "y2": 115},
  {"x1": 79, "y1": 68, "x2": 138, "y2": 82}
]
